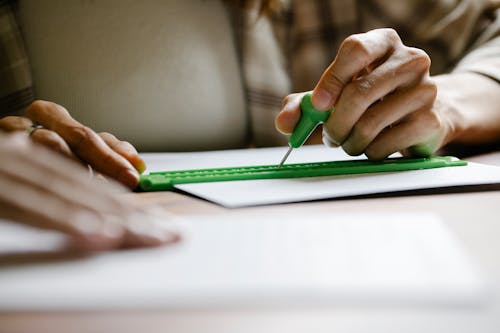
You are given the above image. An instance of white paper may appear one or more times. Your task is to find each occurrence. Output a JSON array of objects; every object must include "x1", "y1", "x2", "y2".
[
  {"x1": 140, "y1": 145, "x2": 500, "y2": 207},
  {"x1": 0, "y1": 213, "x2": 485, "y2": 309}
]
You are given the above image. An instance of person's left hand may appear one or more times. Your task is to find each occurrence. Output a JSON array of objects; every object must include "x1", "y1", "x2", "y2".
[
  {"x1": 0, "y1": 132, "x2": 179, "y2": 252},
  {"x1": 276, "y1": 28, "x2": 454, "y2": 159},
  {"x1": 0, "y1": 100, "x2": 145, "y2": 189}
]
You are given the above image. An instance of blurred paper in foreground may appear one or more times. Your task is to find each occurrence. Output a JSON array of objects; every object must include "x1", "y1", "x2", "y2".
[{"x1": 0, "y1": 212, "x2": 485, "y2": 309}]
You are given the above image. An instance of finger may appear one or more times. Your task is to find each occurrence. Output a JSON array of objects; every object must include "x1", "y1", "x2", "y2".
[
  {"x1": 0, "y1": 116, "x2": 76, "y2": 161},
  {"x1": 323, "y1": 47, "x2": 431, "y2": 146},
  {"x1": 99, "y1": 132, "x2": 146, "y2": 174},
  {"x1": 0, "y1": 132, "x2": 128, "y2": 213},
  {"x1": 26, "y1": 101, "x2": 139, "y2": 189},
  {"x1": 30, "y1": 128, "x2": 75, "y2": 159},
  {"x1": 311, "y1": 28, "x2": 402, "y2": 110},
  {"x1": 342, "y1": 79, "x2": 437, "y2": 156},
  {"x1": 68, "y1": 211, "x2": 180, "y2": 251},
  {"x1": 1, "y1": 195, "x2": 179, "y2": 252},
  {"x1": 0, "y1": 116, "x2": 32, "y2": 132},
  {"x1": 363, "y1": 109, "x2": 444, "y2": 160},
  {"x1": 0, "y1": 167, "x2": 177, "y2": 251},
  {"x1": 0, "y1": 171, "x2": 125, "y2": 250},
  {"x1": 0, "y1": 134, "x2": 179, "y2": 251},
  {"x1": 275, "y1": 93, "x2": 304, "y2": 134},
  {"x1": 120, "y1": 211, "x2": 181, "y2": 248}
]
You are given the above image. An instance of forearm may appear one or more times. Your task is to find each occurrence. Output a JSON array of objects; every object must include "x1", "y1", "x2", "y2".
[{"x1": 435, "y1": 72, "x2": 500, "y2": 147}]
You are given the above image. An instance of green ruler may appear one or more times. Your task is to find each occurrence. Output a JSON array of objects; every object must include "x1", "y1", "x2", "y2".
[{"x1": 138, "y1": 156, "x2": 467, "y2": 191}]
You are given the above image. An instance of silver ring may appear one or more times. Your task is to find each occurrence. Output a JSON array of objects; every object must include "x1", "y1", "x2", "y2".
[{"x1": 26, "y1": 124, "x2": 43, "y2": 137}]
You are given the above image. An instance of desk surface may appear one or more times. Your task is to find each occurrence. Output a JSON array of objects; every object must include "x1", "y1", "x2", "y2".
[{"x1": 1, "y1": 153, "x2": 500, "y2": 333}]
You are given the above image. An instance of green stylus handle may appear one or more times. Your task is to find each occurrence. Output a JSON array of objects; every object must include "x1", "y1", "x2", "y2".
[{"x1": 289, "y1": 93, "x2": 334, "y2": 148}]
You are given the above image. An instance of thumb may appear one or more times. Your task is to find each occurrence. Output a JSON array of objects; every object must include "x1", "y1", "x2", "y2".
[
  {"x1": 311, "y1": 61, "x2": 347, "y2": 111},
  {"x1": 275, "y1": 93, "x2": 305, "y2": 134}
]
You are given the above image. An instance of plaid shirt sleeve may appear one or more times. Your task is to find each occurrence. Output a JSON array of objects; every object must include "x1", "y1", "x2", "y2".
[
  {"x1": 0, "y1": 0, "x2": 34, "y2": 116},
  {"x1": 452, "y1": 6, "x2": 500, "y2": 84},
  {"x1": 237, "y1": 0, "x2": 500, "y2": 146}
]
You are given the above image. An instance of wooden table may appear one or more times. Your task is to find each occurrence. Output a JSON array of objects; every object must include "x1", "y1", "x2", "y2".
[{"x1": 1, "y1": 153, "x2": 500, "y2": 333}]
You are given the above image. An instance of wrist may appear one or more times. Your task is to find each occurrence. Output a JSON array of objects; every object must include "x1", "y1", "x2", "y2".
[{"x1": 432, "y1": 72, "x2": 500, "y2": 146}]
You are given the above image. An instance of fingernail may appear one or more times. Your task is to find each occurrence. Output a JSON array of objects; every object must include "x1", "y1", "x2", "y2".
[
  {"x1": 134, "y1": 158, "x2": 146, "y2": 174},
  {"x1": 312, "y1": 89, "x2": 333, "y2": 111},
  {"x1": 122, "y1": 168, "x2": 139, "y2": 189},
  {"x1": 275, "y1": 112, "x2": 293, "y2": 135}
]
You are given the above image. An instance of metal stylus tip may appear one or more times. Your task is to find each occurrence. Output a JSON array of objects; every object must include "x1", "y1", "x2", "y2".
[{"x1": 278, "y1": 146, "x2": 293, "y2": 168}]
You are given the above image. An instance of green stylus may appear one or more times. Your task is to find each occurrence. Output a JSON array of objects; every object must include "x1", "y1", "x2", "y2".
[{"x1": 279, "y1": 92, "x2": 334, "y2": 167}]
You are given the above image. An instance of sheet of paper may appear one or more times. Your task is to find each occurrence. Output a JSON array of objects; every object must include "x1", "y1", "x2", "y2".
[
  {"x1": 140, "y1": 145, "x2": 500, "y2": 207},
  {"x1": 0, "y1": 213, "x2": 485, "y2": 310}
]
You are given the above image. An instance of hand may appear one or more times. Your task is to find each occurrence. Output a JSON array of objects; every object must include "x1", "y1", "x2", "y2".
[
  {"x1": 0, "y1": 100, "x2": 145, "y2": 189},
  {"x1": 276, "y1": 28, "x2": 448, "y2": 159},
  {"x1": 0, "y1": 132, "x2": 179, "y2": 252}
]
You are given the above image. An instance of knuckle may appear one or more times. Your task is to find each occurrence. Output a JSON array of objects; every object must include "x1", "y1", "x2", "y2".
[
  {"x1": 406, "y1": 47, "x2": 431, "y2": 71},
  {"x1": 424, "y1": 110, "x2": 442, "y2": 131},
  {"x1": 342, "y1": 34, "x2": 371, "y2": 60},
  {"x1": 414, "y1": 108, "x2": 442, "y2": 133},
  {"x1": 120, "y1": 140, "x2": 134, "y2": 150},
  {"x1": 29, "y1": 99, "x2": 51, "y2": 110},
  {"x1": 27, "y1": 100, "x2": 70, "y2": 118},
  {"x1": 99, "y1": 131, "x2": 116, "y2": 140},
  {"x1": 421, "y1": 79, "x2": 438, "y2": 101},
  {"x1": 382, "y1": 28, "x2": 401, "y2": 44},
  {"x1": 27, "y1": 100, "x2": 52, "y2": 116},
  {"x1": 67, "y1": 125, "x2": 95, "y2": 148},
  {"x1": 117, "y1": 140, "x2": 135, "y2": 154}
]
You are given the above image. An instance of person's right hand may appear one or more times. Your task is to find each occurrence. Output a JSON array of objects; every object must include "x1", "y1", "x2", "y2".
[
  {"x1": 0, "y1": 100, "x2": 145, "y2": 189},
  {"x1": 276, "y1": 28, "x2": 442, "y2": 160},
  {"x1": 0, "y1": 132, "x2": 179, "y2": 252}
]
